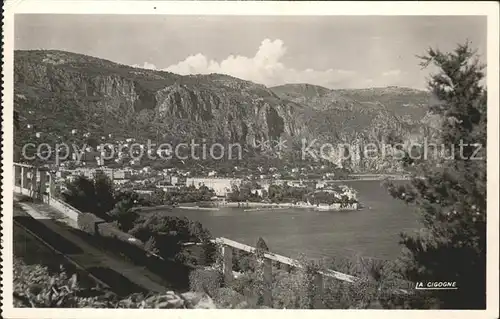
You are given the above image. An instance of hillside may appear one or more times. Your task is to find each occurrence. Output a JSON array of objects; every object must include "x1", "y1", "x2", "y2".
[
  {"x1": 270, "y1": 84, "x2": 433, "y2": 171},
  {"x1": 14, "y1": 50, "x2": 435, "y2": 173},
  {"x1": 14, "y1": 50, "x2": 304, "y2": 146},
  {"x1": 271, "y1": 84, "x2": 429, "y2": 115}
]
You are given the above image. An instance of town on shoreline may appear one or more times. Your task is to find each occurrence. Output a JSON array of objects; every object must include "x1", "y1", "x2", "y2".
[{"x1": 33, "y1": 161, "x2": 409, "y2": 212}]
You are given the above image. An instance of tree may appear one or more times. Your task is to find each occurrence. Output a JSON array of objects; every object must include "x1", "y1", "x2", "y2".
[
  {"x1": 62, "y1": 176, "x2": 100, "y2": 215},
  {"x1": 256, "y1": 237, "x2": 270, "y2": 253},
  {"x1": 227, "y1": 185, "x2": 241, "y2": 202},
  {"x1": 62, "y1": 173, "x2": 139, "y2": 223},
  {"x1": 128, "y1": 213, "x2": 214, "y2": 262},
  {"x1": 107, "y1": 198, "x2": 139, "y2": 232},
  {"x1": 385, "y1": 42, "x2": 486, "y2": 309},
  {"x1": 93, "y1": 171, "x2": 116, "y2": 216}
]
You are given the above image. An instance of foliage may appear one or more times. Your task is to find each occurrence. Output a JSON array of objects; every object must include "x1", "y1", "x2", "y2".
[
  {"x1": 150, "y1": 185, "x2": 216, "y2": 205},
  {"x1": 256, "y1": 237, "x2": 270, "y2": 252},
  {"x1": 93, "y1": 171, "x2": 116, "y2": 216},
  {"x1": 13, "y1": 258, "x2": 113, "y2": 308},
  {"x1": 213, "y1": 287, "x2": 256, "y2": 308},
  {"x1": 108, "y1": 199, "x2": 140, "y2": 232},
  {"x1": 385, "y1": 42, "x2": 487, "y2": 309},
  {"x1": 271, "y1": 261, "x2": 322, "y2": 309},
  {"x1": 13, "y1": 258, "x2": 203, "y2": 308},
  {"x1": 188, "y1": 268, "x2": 223, "y2": 297},
  {"x1": 64, "y1": 172, "x2": 216, "y2": 269},
  {"x1": 97, "y1": 221, "x2": 143, "y2": 244},
  {"x1": 267, "y1": 183, "x2": 312, "y2": 203},
  {"x1": 264, "y1": 182, "x2": 358, "y2": 206},
  {"x1": 128, "y1": 213, "x2": 214, "y2": 262},
  {"x1": 307, "y1": 191, "x2": 357, "y2": 207},
  {"x1": 77, "y1": 212, "x2": 105, "y2": 235},
  {"x1": 62, "y1": 173, "x2": 146, "y2": 229},
  {"x1": 143, "y1": 236, "x2": 160, "y2": 255},
  {"x1": 227, "y1": 179, "x2": 270, "y2": 202},
  {"x1": 214, "y1": 245, "x2": 416, "y2": 309},
  {"x1": 61, "y1": 172, "x2": 115, "y2": 220}
]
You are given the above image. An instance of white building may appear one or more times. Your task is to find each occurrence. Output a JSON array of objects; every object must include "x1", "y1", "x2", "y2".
[
  {"x1": 186, "y1": 177, "x2": 242, "y2": 196},
  {"x1": 113, "y1": 179, "x2": 130, "y2": 186},
  {"x1": 208, "y1": 170, "x2": 217, "y2": 177}
]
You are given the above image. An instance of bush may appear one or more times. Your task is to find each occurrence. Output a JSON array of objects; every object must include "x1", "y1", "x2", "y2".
[
  {"x1": 272, "y1": 268, "x2": 310, "y2": 309},
  {"x1": 77, "y1": 213, "x2": 105, "y2": 235},
  {"x1": 271, "y1": 260, "x2": 322, "y2": 309},
  {"x1": 128, "y1": 213, "x2": 214, "y2": 262},
  {"x1": 97, "y1": 222, "x2": 144, "y2": 247},
  {"x1": 13, "y1": 258, "x2": 113, "y2": 308},
  {"x1": 13, "y1": 258, "x2": 191, "y2": 308},
  {"x1": 233, "y1": 250, "x2": 257, "y2": 272},
  {"x1": 107, "y1": 199, "x2": 140, "y2": 233},
  {"x1": 228, "y1": 272, "x2": 262, "y2": 305},
  {"x1": 62, "y1": 174, "x2": 115, "y2": 220},
  {"x1": 78, "y1": 212, "x2": 144, "y2": 248},
  {"x1": 183, "y1": 241, "x2": 218, "y2": 266},
  {"x1": 189, "y1": 268, "x2": 223, "y2": 297},
  {"x1": 219, "y1": 252, "x2": 414, "y2": 309},
  {"x1": 213, "y1": 287, "x2": 250, "y2": 309}
]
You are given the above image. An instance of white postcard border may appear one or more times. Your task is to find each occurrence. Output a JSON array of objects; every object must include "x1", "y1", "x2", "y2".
[{"x1": 2, "y1": 1, "x2": 499, "y2": 319}]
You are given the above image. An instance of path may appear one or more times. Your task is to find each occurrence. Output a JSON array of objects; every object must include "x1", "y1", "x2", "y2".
[{"x1": 14, "y1": 195, "x2": 172, "y2": 295}]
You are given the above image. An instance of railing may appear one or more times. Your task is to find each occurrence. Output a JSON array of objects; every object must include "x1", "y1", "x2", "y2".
[
  {"x1": 13, "y1": 163, "x2": 82, "y2": 221},
  {"x1": 13, "y1": 163, "x2": 52, "y2": 199},
  {"x1": 13, "y1": 162, "x2": 361, "y2": 308},
  {"x1": 212, "y1": 237, "x2": 358, "y2": 308}
]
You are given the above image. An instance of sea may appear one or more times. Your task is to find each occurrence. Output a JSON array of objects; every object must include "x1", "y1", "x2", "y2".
[{"x1": 149, "y1": 180, "x2": 421, "y2": 261}]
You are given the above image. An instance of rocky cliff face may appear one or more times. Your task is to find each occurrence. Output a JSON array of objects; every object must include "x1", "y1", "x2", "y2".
[
  {"x1": 14, "y1": 50, "x2": 304, "y2": 148},
  {"x1": 271, "y1": 84, "x2": 434, "y2": 172},
  {"x1": 14, "y1": 50, "x2": 434, "y2": 172}
]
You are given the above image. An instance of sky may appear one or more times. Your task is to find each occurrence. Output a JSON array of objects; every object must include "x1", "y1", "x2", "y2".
[{"x1": 15, "y1": 15, "x2": 486, "y2": 90}]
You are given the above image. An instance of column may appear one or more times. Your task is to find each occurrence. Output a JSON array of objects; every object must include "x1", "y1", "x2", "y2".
[
  {"x1": 49, "y1": 172, "x2": 56, "y2": 198},
  {"x1": 262, "y1": 258, "x2": 273, "y2": 307},
  {"x1": 30, "y1": 167, "x2": 38, "y2": 198},
  {"x1": 39, "y1": 171, "x2": 48, "y2": 198},
  {"x1": 21, "y1": 167, "x2": 29, "y2": 194},
  {"x1": 312, "y1": 273, "x2": 324, "y2": 309}
]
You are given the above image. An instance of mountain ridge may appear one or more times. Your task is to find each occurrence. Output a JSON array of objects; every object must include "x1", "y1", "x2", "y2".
[{"x1": 14, "y1": 49, "x2": 434, "y2": 172}]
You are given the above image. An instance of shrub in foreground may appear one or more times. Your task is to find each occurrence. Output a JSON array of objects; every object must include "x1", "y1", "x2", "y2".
[
  {"x1": 13, "y1": 258, "x2": 112, "y2": 308},
  {"x1": 14, "y1": 258, "x2": 210, "y2": 308},
  {"x1": 188, "y1": 268, "x2": 223, "y2": 297}
]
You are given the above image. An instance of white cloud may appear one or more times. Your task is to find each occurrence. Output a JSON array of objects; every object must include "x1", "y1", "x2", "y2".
[{"x1": 138, "y1": 39, "x2": 357, "y2": 88}]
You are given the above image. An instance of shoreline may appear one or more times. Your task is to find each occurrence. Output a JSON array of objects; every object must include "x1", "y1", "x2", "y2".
[
  {"x1": 222, "y1": 201, "x2": 359, "y2": 211},
  {"x1": 136, "y1": 201, "x2": 360, "y2": 212},
  {"x1": 326, "y1": 174, "x2": 410, "y2": 182}
]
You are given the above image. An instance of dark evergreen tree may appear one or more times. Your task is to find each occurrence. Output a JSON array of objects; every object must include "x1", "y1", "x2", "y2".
[
  {"x1": 93, "y1": 171, "x2": 116, "y2": 216},
  {"x1": 385, "y1": 42, "x2": 487, "y2": 309},
  {"x1": 256, "y1": 237, "x2": 270, "y2": 252}
]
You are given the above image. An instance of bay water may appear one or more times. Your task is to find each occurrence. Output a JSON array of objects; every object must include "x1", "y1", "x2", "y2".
[{"x1": 152, "y1": 180, "x2": 420, "y2": 260}]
